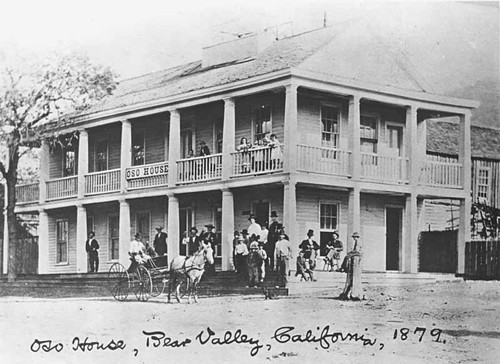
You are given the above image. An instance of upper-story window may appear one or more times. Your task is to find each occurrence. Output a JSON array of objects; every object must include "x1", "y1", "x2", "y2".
[
  {"x1": 253, "y1": 105, "x2": 272, "y2": 141},
  {"x1": 132, "y1": 131, "x2": 145, "y2": 166},
  {"x1": 63, "y1": 149, "x2": 77, "y2": 177},
  {"x1": 360, "y1": 115, "x2": 378, "y2": 153},
  {"x1": 94, "y1": 141, "x2": 108, "y2": 171},
  {"x1": 386, "y1": 124, "x2": 404, "y2": 157},
  {"x1": 320, "y1": 105, "x2": 340, "y2": 148},
  {"x1": 476, "y1": 167, "x2": 491, "y2": 202}
]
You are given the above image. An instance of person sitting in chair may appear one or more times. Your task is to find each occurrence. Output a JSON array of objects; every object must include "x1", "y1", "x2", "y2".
[
  {"x1": 299, "y1": 229, "x2": 320, "y2": 281},
  {"x1": 325, "y1": 230, "x2": 343, "y2": 271}
]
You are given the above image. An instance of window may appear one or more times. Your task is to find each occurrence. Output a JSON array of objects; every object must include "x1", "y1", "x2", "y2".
[
  {"x1": 56, "y1": 219, "x2": 69, "y2": 264},
  {"x1": 321, "y1": 105, "x2": 340, "y2": 148},
  {"x1": 360, "y1": 115, "x2": 378, "y2": 153},
  {"x1": 253, "y1": 105, "x2": 272, "y2": 141},
  {"x1": 132, "y1": 131, "x2": 145, "y2": 166},
  {"x1": 94, "y1": 141, "x2": 108, "y2": 171},
  {"x1": 477, "y1": 167, "x2": 491, "y2": 202},
  {"x1": 214, "y1": 127, "x2": 223, "y2": 154},
  {"x1": 136, "y1": 212, "x2": 151, "y2": 245},
  {"x1": 63, "y1": 149, "x2": 77, "y2": 177},
  {"x1": 319, "y1": 203, "x2": 338, "y2": 255},
  {"x1": 108, "y1": 216, "x2": 119, "y2": 260},
  {"x1": 386, "y1": 124, "x2": 403, "y2": 156}
]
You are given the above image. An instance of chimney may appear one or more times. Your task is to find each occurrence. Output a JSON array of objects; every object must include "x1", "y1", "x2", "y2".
[{"x1": 201, "y1": 29, "x2": 277, "y2": 68}]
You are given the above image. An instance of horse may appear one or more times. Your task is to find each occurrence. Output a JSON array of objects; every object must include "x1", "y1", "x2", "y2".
[{"x1": 167, "y1": 242, "x2": 214, "y2": 304}]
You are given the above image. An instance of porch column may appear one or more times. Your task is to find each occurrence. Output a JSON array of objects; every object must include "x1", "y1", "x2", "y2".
[
  {"x1": 457, "y1": 111, "x2": 472, "y2": 274},
  {"x1": 168, "y1": 109, "x2": 181, "y2": 187},
  {"x1": 76, "y1": 204, "x2": 88, "y2": 273},
  {"x1": 222, "y1": 98, "x2": 236, "y2": 180},
  {"x1": 2, "y1": 204, "x2": 8, "y2": 275},
  {"x1": 221, "y1": 188, "x2": 234, "y2": 270},
  {"x1": 38, "y1": 209, "x2": 49, "y2": 274},
  {"x1": 283, "y1": 180, "x2": 297, "y2": 257},
  {"x1": 348, "y1": 95, "x2": 361, "y2": 180},
  {"x1": 167, "y1": 193, "x2": 180, "y2": 258},
  {"x1": 283, "y1": 83, "x2": 298, "y2": 174},
  {"x1": 405, "y1": 104, "x2": 418, "y2": 185},
  {"x1": 39, "y1": 138, "x2": 49, "y2": 203},
  {"x1": 77, "y1": 129, "x2": 88, "y2": 199},
  {"x1": 119, "y1": 199, "x2": 131, "y2": 267},
  {"x1": 404, "y1": 193, "x2": 419, "y2": 273},
  {"x1": 120, "y1": 119, "x2": 132, "y2": 193},
  {"x1": 347, "y1": 186, "x2": 361, "y2": 252}
]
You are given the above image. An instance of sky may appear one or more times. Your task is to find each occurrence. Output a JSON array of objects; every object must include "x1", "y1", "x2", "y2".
[{"x1": 0, "y1": 0, "x2": 498, "y2": 96}]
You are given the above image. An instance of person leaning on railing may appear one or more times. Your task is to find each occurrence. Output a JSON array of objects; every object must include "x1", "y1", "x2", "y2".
[
  {"x1": 268, "y1": 133, "x2": 283, "y2": 170},
  {"x1": 236, "y1": 137, "x2": 251, "y2": 173}
]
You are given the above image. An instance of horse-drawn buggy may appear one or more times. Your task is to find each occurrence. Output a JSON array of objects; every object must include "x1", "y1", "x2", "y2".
[{"x1": 106, "y1": 242, "x2": 214, "y2": 303}]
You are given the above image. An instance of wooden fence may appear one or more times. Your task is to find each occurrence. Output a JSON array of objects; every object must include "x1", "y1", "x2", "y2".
[{"x1": 465, "y1": 240, "x2": 500, "y2": 280}]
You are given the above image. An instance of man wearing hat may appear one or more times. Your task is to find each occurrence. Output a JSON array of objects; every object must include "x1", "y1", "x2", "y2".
[
  {"x1": 325, "y1": 230, "x2": 343, "y2": 271},
  {"x1": 247, "y1": 241, "x2": 263, "y2": 287},
  {"x1": 266, "y1": 211, "x2": 280, "y2": 271},
  {"x1": 85, "y1": 231, "x2": 99, "y2": 273},
  {"x1": 234, "y1": 232, "x2": 249, "y2": 281},
  {"x1": 201, "y1": 224, "x2": 217, "y2": 276},
  {"x1": 299, "y1": 229, "x2": 320, "y2": 281},
  {"x1": 182, "y1": 227, "x2": 200, "y2": 256},
  {"x1": 340, "y1": 232, "x2": 362, "y2": 300},
  {"x1": 153, "y1": 226, "x2": 168, "y2": 256}
]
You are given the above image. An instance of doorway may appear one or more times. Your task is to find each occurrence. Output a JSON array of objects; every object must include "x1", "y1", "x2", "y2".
[
  {"x1": 386, "y1": 207, "x2": 402, "y2": 271},
  {"x1": 179, "y1": 207, "x2": 193, "y2": 256},
  {"x1": 251, "y1": 201, "x2": 270, "y2": 228}
]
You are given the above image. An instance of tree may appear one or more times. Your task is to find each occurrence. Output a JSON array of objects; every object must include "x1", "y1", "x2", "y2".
[{"x1": 0, "y1": 52, "x2": 117, "y2": 281}]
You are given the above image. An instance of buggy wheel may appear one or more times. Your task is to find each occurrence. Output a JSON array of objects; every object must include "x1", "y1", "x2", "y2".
[
  {"x1": 135, "y1": 265, "x2": 152, "y2": 301},
  {"x1": 108, "y1": 263, "x2": 129, "y2": 301},
  {"x1": 151, "y1": 275, "x2": 166, "y2": 297}
]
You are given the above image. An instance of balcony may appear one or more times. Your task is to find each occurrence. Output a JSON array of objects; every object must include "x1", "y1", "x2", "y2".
[
  {"x1": 46, "y1": 176, "x2": 78, "y2": 201},
  {"x1": 85, "y1": 169, "x2": 121, "y2": 195},
  {"x1": 126, "y1": 162, "x2": 169, "y2": 190},
  {"x1": 419, "y1": 160, "x2": 463, "y2": 188},
  {"x1": 231, "y1": 146, "x2": 283, "y2": 177},
  {"x1": 361, "y1": 153, "x2": 408, "y2": 184},
  {"x1": 177, "y1": 154, "x2": 223, "y2": 184},
  {"x1": 15, "y1": 183, "x2": 39, "y2": 204},
  {"x1": 297, "y1": 145, "x2": 351, "y2": 177}
]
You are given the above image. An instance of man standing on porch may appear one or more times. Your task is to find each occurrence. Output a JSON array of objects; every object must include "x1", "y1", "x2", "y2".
[
  {"x1": 85, "y1": 231, "x2": 99, "y2": 273},
  {"x1": 267, "y1": 211, "x2": 280, "y2": 271},
  {"x1": 153, "y1": 226, "x2": 168, "y2": 256}
]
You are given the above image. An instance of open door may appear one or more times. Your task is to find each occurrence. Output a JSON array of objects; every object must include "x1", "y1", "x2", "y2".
[{"x1": 386, "y1": 207, "x2": 402, "y2": 271}]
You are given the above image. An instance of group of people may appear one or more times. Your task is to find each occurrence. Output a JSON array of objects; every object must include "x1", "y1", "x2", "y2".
[
  {"x1": 181, "y1": 224, "x2": 218, "y2": 275},
  {"x1": 232, "y1": 211, "x2": 287, "y2": 287},
  {"x1": 236, "y1": 134, "x2": 283, "y2": 173},
  {"x1": 127, "y1": 226, "x2": 168, "y2": 273}
]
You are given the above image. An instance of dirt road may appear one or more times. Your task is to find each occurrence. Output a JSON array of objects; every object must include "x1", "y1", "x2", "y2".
[{"x1": 0, "y1": 279, "x2": 499, "y2": 363}]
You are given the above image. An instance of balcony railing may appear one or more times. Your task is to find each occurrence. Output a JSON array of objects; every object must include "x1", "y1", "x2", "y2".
[
  {"x1": 419, "y1": 161, "x2": 463, "y2": 188},
  {"x1": 231, "y1": 146, "x2": 283, "y2": 176},
  {"x1": 46, "y1": 176, "x2": 78, "y2": 200},
  {"x1": 297, "y1": 145, "x2": 351, "y2": 177},
  {"x1": 126, "y1": 162, "x2": 169, "y2": 190},
  {"x1": 85, "y1": 169, "x2": 121, "y2": 195},
  {"x1": 177, "y1": 154, "x2": 222, "y2": 184},
  {"x1": 361, "y1": 153, "x2": 408, "y2": 184},
  {"x1": 15, "y1": 183, "x2": 39, "y2": 204}
]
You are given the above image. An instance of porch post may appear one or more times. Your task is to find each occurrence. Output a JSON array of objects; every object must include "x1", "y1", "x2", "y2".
[
  {"x1": 77, "y1": 129, "x2": 88, "y2": 199},
  {"x1": 119, "y1": 199, "x2": 131, "y2": 267},
  {"x1": 283, "y1": 180, "x2": 297, "y2": 257},
  {"x1": 76, "y1": 204, "x2": 88, "y2": 273},
  {"x1": 168, "y1": 109, "x2": 181, "y2": 187},
  {"x1": 347, "y1": 186, "x2": 361, "y2": 252},
  {"x1": 221, "y1": 188, "x2": 234, "y2": 270},
  {"x1": 406, "y1": 104, "x2": 419, "y2": 185},
  {"x1": 348, "y1": 95, "x2": 361, "y2": 180},
  {"x1": 222, "y1": 98, "x2": 236, "y2": 180},
  {"x1": 38, "y1": 209, "x2": 49, "y2": 274},
  {"x1": 404, "y1": 193, "x2": 419, "y2": 273},
  {"x1": 283, "y1": 83, "x2": 298, "y2": 174},
  {"x1": 167, "y1": 193, "x2": 180, "y2": 258},
  {"x1": 39, "y1": 138, "x2": 49, "y2": 203},
  {"x1": 2, "y1": 204, "x2": 8, "y2": 275},
  {"x1": 120, "y1": 119, "x2": 132, "y2": 193},
  {"x1": 458, "y1": 111, "x2": 471, "y2": 274}
]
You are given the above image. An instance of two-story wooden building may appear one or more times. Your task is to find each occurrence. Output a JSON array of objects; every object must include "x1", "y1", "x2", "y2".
[{"x1": 9, "y1": 22, "x2": 477, "y2": 275}]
